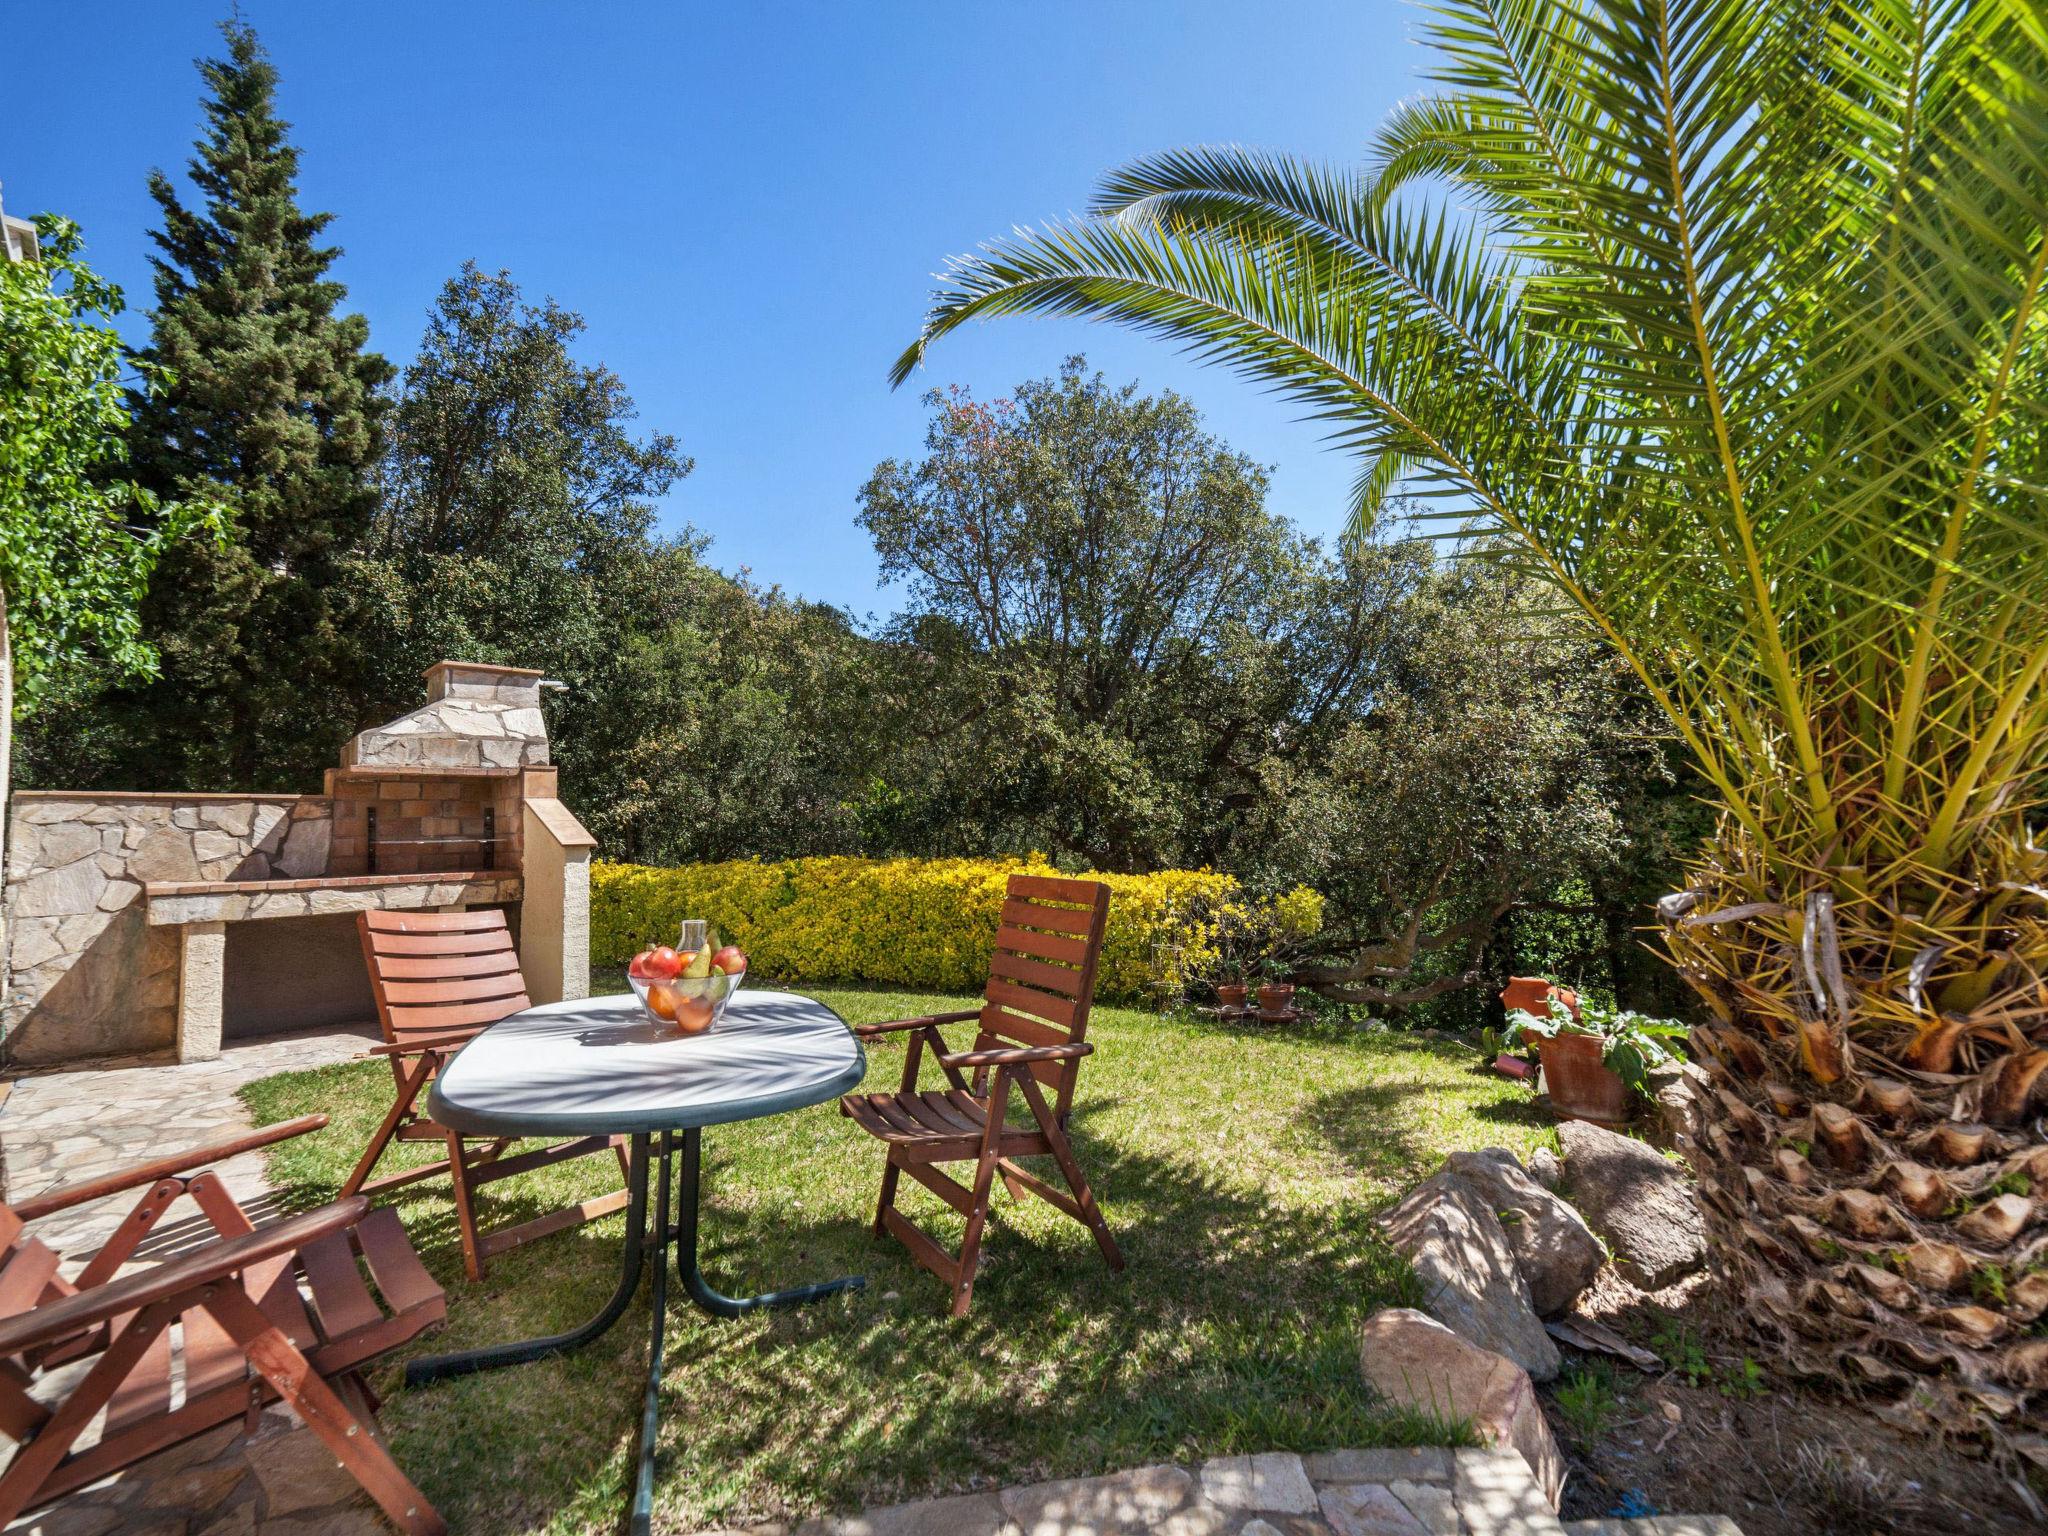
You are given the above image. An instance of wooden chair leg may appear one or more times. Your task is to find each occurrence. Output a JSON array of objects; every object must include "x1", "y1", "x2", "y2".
[
  {"x1": 445, "y1": 1131, "x2": 486, "y2": 1283},
  {"x1": 1018, "y1": 1076, "x2": 1124, "y2": 1272},
  {"x1": 342, "y1": 1054, "x2": 435, "y2": 1199},
  {"x1": 201, "y1": 1286, "x2": 444, "y2": 1536},
  {"x1": 949, "y1": 1075, "x2": 1010, "y2": 1319},
  {"x1": 873, "y1": 1155, "x2": 902, "y2": 1238}
]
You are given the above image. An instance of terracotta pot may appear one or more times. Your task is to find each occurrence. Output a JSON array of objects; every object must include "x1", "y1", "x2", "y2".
[
  {"x1": 1215, "y1": 983, "x2": 1249, "y2": 1010},
  {"x1": 1256, "y1": 982, "x2": 1296, "y2": 1014},
  {"x1": 1502, "y1": 975, "x2": 1580, "y2": 1022},
  {"x1": 1538, "y1": 1031, "x2": 1632, "y2": 1126}
]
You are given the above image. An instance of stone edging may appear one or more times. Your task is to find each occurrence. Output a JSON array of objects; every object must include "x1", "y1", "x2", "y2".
[{"x1": 696, "y1": 1447, "x2": 1744, "y2": 1536}]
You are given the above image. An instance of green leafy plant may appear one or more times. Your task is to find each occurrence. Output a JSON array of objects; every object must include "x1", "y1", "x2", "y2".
[
  {"x1": 1503, "y1": 997, "x2": 1689, "y2": 1093},
  {"x1": 1554, "y1": 1364, "x2": 1623, "y2": 1442}
]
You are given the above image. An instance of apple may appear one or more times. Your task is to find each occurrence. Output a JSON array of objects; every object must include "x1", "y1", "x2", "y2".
[
  {"x1": 643, "y1": 946, "x2": 683, "y2": 981},
  {"x1": 646, "y1": 982, "x2": 680, "y2": 1022},
  {"x1": 627, "y1": 949, "x2": 655, "y2": 981},
  {"x1": 710, "y1": 944, "x2": 747, "y2": 975}
]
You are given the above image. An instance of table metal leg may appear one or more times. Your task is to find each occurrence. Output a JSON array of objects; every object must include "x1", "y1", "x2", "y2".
[
  {"x1": 629, "y1": 1132, "x2": 674, "y2": 1536},
  {"x1": 674, "y1": 1127, "x2": 866, "y2": 1318},
  {"x1": 404, "y1": 1131, "x2": 653, "y2": 1386}
]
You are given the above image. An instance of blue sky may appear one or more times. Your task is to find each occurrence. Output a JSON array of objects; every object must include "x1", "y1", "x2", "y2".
[{"x1": 6, "y1": 2, "x2": 1425, "y2": 617}]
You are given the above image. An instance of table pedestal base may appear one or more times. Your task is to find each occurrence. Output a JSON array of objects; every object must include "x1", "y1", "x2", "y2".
[{"x1": 404, "y1": 1128, "x2": 865, "y2": 1533}]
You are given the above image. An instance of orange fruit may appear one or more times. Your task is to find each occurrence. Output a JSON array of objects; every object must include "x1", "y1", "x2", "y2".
[{"x1": 647, "y1": 982, "x2": 680, "y2": 1021}]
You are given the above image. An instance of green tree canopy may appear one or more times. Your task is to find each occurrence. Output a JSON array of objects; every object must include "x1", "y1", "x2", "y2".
[
  {"x1": 0, "y1": 217, "x2": 218, "y2": 715},
  {"x1": 110, "y1": 18, "x2": 392, "y2": 789}
]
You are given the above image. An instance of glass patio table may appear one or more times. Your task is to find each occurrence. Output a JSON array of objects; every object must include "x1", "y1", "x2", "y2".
[{"x1": 402, "y1": 989, "x2": 868, "y2": 1534}]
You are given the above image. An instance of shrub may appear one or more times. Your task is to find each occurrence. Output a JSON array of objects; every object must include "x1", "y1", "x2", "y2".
[{"x1": 589, "y1": 855, "x2": 1314, "y2": 1002}]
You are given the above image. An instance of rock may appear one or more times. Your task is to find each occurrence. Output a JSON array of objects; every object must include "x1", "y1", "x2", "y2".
[
  {"x1": 1302, "y1": 1448, "x2": 1452, "y2": 1485},
  {"x1": 1196, "y1": 1453, "x2": 1317, "y2": 1515},
  {"x1": 1528, "y1": 1148, "x2": 1563, "y2": 1190},
  {"x1": 126, "y1": 827, "x2": 202, "y2": 885},
  {"x1": 1320, "y1": 1483, "x2": 1433, "y2": 1535},
  {"x1": 1358, "y1": 1309, "x2": 1566, "y2": 1512},
  {"x1": 812, "y1": 1492, "x2": 1018, "y2": 1535},
  {"x1": 1388, "y1": 1479, "x2": 1460, "y2": 1535},
  {"x1": 1435, "y1": 1149, "x2": 1605, "y2": 1317},
  {"x1": 1000, "y1": 1464, "x2": 1223, "y2": 1536},
  {"x1": 1556, "y1": 1121, "x2": 1707, "y2": 1290},
  {"x1": 1455, "y1": 1447, "x2": 1565, "y2": 1533},
  {"x1": 244, "y1": 1424, "x2": 360, "y2": 1515},
  {"x1": 13, "y1": 856, "x2": 107, "y2": 918},
  {"x1": 1378, "y1": 1182, "x2": 1560, "y2": 1380}
]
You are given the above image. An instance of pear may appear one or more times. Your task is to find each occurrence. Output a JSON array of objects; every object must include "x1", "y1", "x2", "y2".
[{"x1": 683, "y1": 944, "x2": 714, "y2": 980}]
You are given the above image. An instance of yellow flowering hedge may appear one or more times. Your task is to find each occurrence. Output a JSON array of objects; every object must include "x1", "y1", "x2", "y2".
[{"x1": 589, "y1": 855, "x2": 1319, "y2": 1002}]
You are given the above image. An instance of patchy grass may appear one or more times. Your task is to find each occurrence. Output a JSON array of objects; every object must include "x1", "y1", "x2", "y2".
[{"x1": 241, "y1": 982, "x2": 1552, "y2": 1533}]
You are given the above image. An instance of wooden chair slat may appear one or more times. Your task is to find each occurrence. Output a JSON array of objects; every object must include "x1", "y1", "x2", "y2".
[
  {"x1": 992, "y1": 923, "x2": 1091, "y2": 967},
  {"x1": 366, "y1": 929, "x2": 514, "y2": 957},
  {"x1": 0, "y1": 1208, "x2": 21, "y2": 1251},
  {"x1": 246, "y1": 1253, "x2": 318, "y2": 1351},
  {"x1": 298, "y1": 1233, "x2": 383, "y2": 1341},
  {"x1": 0, "y1": 1241, "x2": 59, "y2": 1321},
  {"x1": 362, "y1": 910, "x2": 508, "y2": 934},
  {"x1": 1003, "y1": 873, "x2": 1102, "y2": 906},
  {"x1": 988, "y1": 948, "x2": 1085, "y2": 999},
  {"x1": 179, "y1": 1303, "x2": 246, "y2": 1403},
  {"x1": 999, "y1": 897, "x2": 1095, "y2": 937},
  {"x1": 101, "y1": 1319, "x2": 172, "y2": 1435},
  {"x1": 354, "y1": 1209, "x2": 444, "y2": 1320},
  {"x1": 382, "y1": 995, "x2": 533, "y2": 1035},
  {"x1": 377, "y1": 973, "x2": 531, "y2": 1008},
  {"x1": 983, "y1": 979, "x2": 1080, "y2": 1030},
  {"x1": 902, "y1": 1093, "x2": 981, "y2": 1138},
  {"x1": 977, "y1": 1008, "x2": 1067, "y2": 1050},
  {"x1": 370, "y1": 950, "x2": 525, "y2": 981},
  {"x1": 860, "y1": 1094, "x2": 929, "y2": 1139}
]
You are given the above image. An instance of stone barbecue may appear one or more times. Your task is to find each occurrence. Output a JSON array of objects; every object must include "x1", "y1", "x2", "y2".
[{"x1": 2, "y1": 662, "x2": 595, "y2": 1067}]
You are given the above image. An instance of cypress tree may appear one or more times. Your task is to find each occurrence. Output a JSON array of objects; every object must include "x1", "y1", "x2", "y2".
[{"x1": 113, "y1": 18, "x2": 391, "y2": 789}]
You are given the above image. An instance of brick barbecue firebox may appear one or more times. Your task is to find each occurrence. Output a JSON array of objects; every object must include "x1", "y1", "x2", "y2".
[{"x1": 2, "y1": 662, "x2": 595, "y2": 1067}]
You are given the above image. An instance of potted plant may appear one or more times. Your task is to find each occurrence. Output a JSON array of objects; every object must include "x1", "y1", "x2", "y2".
[
  {"x1": 1255, "y1": 955, "x2": 1296, "y2": 1016},
  {"x1": 1503, "y1": 993, "x2": 1688, "y2": 1126}
]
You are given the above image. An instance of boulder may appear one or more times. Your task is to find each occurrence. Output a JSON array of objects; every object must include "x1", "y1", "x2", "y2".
[
  {"x1": 1378, "y1": 1180, "x2": 1560, "y2": 1381},
  {"x1": 1358, "y1": 1308, "x2": 1565, "y2": 1512},
  {"x1": 1435, "y1": 1149, "x2": 1604, "y2": 1317},
  {"x1": 1556, "y1": 1120, "x2": 1706, "y2": 1290},
  {"x1": 1526, "y1": 1147, "x2": 1563, "y2": 1190}
]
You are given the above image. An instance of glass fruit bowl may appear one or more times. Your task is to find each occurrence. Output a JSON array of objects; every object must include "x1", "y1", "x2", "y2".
[{"x1": 628, "y1": 967, "x2": 744, "y2": 1036}]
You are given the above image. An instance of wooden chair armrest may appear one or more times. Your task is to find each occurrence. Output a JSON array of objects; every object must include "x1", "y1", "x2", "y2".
[
  {"x1": 0, "y1": 1197, "x2": 370, "y2": 1356},
  {"x1": 938, "y1": 1042, "x2": 1092, "y2": 1068},
  {"x1": 10, "y1": 1115, "x2": 331, "y2": 1222},
  {"x1": 853, "y1": 1010, "x2": 980, "y2": 1039},
  {"x1": 363, "y1": 1032, "x2": 477, "y2": 1058}
]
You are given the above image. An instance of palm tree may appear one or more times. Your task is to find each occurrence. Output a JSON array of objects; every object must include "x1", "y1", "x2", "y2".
[{"x1": 895, "y1": 0, "x2": 2048, "y2": 1432}]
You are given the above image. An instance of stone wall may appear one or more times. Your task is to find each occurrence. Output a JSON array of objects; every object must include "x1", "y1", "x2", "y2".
[{"x1": 3, "y1": 793, "x2": 327, "y2": 1065}]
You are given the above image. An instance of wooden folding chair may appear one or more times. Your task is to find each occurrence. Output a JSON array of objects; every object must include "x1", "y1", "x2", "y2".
[
  {"x1": 0, "y1": 1125, "x2": 447, "y2": 1534},
  {"x1": 344, "y1": 909, "x2": 630, "y2": 1281},
  {"x1": 840, "y1": 873, "x2": 1126, "y2": 1316}
]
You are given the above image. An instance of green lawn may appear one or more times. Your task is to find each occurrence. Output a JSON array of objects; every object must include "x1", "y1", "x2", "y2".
[{"x1": 241, "y1": 983, "x2": 1555, "y2": 1534}]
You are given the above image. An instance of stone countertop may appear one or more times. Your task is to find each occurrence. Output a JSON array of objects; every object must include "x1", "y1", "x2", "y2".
[{"x1": 144, "y1": 869, "x2": 523, "y2": 926}]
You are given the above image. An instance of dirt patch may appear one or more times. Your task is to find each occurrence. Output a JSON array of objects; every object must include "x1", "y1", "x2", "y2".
[{"x1": 1542, "y1": 1270, "x2": 2044, "y2": 1535}]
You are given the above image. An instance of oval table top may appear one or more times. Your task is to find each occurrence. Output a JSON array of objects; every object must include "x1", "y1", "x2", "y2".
[{"x1": 427, "y1": 990, "x2": 867, "y2": 1139}]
